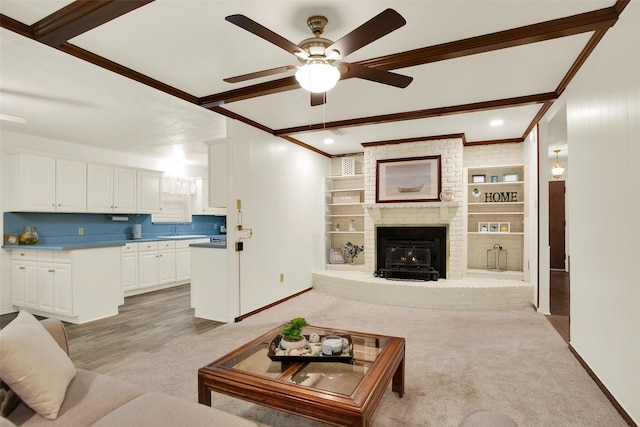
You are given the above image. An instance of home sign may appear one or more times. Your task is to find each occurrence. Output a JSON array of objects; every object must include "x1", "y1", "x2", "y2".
[{"x1": 484, "y1": 192, "x2": 518, "y2": 203}]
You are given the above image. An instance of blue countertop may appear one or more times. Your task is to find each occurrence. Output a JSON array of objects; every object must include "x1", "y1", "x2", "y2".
[
  {"x1": 190, "y1": 241, "x2": 226, "y2": 249},
  {"x1": 2, "y1": 235, "x2": 226, "y2": 251}
]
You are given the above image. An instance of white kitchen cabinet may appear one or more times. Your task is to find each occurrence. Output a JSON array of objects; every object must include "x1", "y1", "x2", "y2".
[
  {"x1": 158, "y1": 241, "x2": 176, "y2": 285},
  {"x1": 36, "y1": 256, "x2": 72, "y2": 316},
  {"x1": 192, "y1": 178, "x2": 227, "y2": 216},
  {"x1": 56, "y1": 159, "x2": 87, "y2": 212},
  {"x1": 137, "y1": 241, "x2": 175, "y2": 288},
  {"x1": 10, "y1": 154, "x2": 86, "y2": 212},
  {"x1": 175, "y1": 240, "x2": 193, "y2": 282},
  {"x1": 138, "y1": 242, "x2": 159, "y2": 288},
  {"x1": 137, "y1": 170, "x2": 163, "y2": 213},
  {"x1": 87, "y1": 164, "x2": 137, "y2": 213},
  {"x1": 11, "y1": 248, "x2": 120, "y2": 324},
  {"x1": 12, "y1": 253, "x2": 37, "y2": 308},
  {"x1": 121, "y1": 243, "x2": 139, "y2": 292}
]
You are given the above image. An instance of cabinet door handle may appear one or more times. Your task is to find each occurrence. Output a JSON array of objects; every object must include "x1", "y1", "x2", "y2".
[
  {"x1": 48, "y1": 269, "x2": 55, "y2": 273},
  {"x1": 58, "y1": 204, "x2": 61, "y2": 206},
  {"x1": 19, "y1": 266, "x2": 25, "y2": 270}
]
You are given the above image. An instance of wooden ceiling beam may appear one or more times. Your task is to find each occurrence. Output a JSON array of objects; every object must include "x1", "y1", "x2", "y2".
[
  {"x1": 199, "y1": 5, "x2": 621, "y2": 106},
  {"x1": 32, "y1": 0, "x2": 154, "y2": 47},
  {"x1": 0, "y1": 14, "x2": 34, "y2": 38},
  {"x1": 357, "y1": 6, "x2": 620, "y2": 72},
  {"x1": 274, "y1": 93, "x2": 556, "y2": 136}
]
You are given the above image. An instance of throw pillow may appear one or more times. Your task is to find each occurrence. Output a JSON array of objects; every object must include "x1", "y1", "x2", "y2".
[{"x1": 0, "y1": 311, "x2": 76, "y2": 420}]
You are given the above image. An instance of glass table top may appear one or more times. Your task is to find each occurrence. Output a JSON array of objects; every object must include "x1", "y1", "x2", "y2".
[{"x1": 222, "y1": 326, "x2": 389, "y2": 396}]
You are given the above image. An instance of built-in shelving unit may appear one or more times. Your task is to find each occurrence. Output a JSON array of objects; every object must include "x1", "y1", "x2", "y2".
[
  {"x1": 465, "y1": 165, "x2": 525, "y2": 280},
  {"x1": 325, "y1": 173, "x2": 364, "y2": 269}
]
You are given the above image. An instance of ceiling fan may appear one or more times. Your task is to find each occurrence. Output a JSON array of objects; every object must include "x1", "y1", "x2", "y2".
[{"x1": 223, "y1": 9, "x2": 413, "y2": 106}]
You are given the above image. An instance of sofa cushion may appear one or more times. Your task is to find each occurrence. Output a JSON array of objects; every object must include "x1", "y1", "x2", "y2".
[
  {"x1": 6, "y1": 369, "x2": 145, "y2": 426},
  {"x1": 91, "y1": 392, "x2": 259, "y2": 427},
  {"x1": 0, "y1": 416, "x2": 16, "y2": 427},
  {"x1": 0, "y1": 311, "x2": 76, "y2": 420}
]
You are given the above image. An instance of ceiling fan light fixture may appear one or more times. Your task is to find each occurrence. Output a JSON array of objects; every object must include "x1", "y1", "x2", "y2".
[{"x1": 295, "y1": 61, "x2": 340, "y2": 93}]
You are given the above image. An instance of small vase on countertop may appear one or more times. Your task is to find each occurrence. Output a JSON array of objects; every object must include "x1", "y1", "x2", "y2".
[{"x1": 20, "y1": 226, "x2": 38, "y2": 245}]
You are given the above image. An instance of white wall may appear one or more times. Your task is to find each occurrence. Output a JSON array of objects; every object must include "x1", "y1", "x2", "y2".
[
  {"x1": 224, "y1": 120, "x2": 328, "y2": 318},
  {"x1": 557, "y1": 2, "x2": 639, "y2": 422}
]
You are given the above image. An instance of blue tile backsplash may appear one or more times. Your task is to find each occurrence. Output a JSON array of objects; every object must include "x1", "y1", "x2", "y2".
[{"x1": 3, "y1": 212, "x2": 225, "y2": 244}]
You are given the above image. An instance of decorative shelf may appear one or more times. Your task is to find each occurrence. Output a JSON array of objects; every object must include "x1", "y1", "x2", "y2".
[
  {"x1": 467, "y1": 181, "x2": 524, "y2": 186},
  {"x1": 468, "y1": 212, "x2": 524, "y2": 215},
  {"x1": 327, "y1": 188, "x2": 364, "y2": 193},
  {"x1": 468, "y1": 202, "x2": 524, "y2": 206},
  {"x1": 468, "y1": 232, "x2": 524, "y2": 235},
  {"x1": 324, "y1": 174, "x2": 364, "y2": 180}
]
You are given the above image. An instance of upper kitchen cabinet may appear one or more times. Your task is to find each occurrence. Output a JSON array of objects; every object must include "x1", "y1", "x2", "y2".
[
  {"x1": 10, "y1": 154, "x2": 86, "y2": 212},
  {"x1": 87, "y1": 164, "x2": 136, "y2": 213},
  {"x1": 137, "y1": 170, "x2": 163, "y2": 213},
  {"x1": 192, "y1": 178, "x2": 227, "y2": 216}
]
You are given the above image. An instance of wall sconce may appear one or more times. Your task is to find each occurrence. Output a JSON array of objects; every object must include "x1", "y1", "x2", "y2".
[{"x1": 551, "y1": 149, "x2": 565, "y2": 179}]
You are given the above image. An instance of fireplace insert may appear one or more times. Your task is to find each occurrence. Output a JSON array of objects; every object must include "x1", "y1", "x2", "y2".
[{"x1": 375, "y1": 227, "x2": 446, "y2": 280}]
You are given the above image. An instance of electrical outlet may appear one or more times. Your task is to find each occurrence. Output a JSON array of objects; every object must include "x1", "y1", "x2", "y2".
[
  {"x1": 78, "y1": 227, "x2": 84, "y2": 236},
  {"x1": 280, "y1": 273, "x2": 284, "y2": 283}
]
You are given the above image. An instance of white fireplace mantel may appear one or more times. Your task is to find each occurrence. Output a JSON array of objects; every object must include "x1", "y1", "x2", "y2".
[{"x1": 363, "y1": 202, "x2": 460, "y2": 222}]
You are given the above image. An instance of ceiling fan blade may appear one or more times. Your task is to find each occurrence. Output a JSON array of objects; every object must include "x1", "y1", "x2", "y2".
[
  {"x1": 341, "y1": 62, "x2": 413, "y2": 88},
  {"x1": 310, "y1": 92, "x2": 326, "y2": 106},
  {"x1": 326, "y1": 9, "x2": 406, "y2": 58},
  {"x1": 224, "y1": 65, "x2": 297, "y2": 83},
  {"x1": 226, "y1": 14, "x2": 309, "y2": 59}
]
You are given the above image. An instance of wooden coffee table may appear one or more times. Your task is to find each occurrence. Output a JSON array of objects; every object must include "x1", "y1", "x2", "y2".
[{"x1": 198, "y1": 324, "x2": 405, "y2": 426}]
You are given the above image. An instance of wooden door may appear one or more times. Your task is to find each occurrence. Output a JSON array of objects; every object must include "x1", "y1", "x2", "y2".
[{"x1": 549, "y1": 181, "x2": 566, "y2": 270}]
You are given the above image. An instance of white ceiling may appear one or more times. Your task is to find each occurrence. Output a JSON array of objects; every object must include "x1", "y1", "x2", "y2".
[{"x1": 0, "y1": 1, "x2": 618, "y2": 168}]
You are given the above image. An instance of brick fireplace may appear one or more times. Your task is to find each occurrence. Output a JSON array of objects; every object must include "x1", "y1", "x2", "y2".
[{"x1": 362, "y1": 137, "x2": 465, "y2": 279}]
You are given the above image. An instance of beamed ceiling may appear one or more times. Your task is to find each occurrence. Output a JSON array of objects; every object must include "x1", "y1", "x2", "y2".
[{"x1": 0, "y1": 1, "x2": 630, "y2": 167}]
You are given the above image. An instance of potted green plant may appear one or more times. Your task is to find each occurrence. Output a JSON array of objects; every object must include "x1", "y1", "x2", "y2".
[{"x1": 280, "y1": 317, "x2": 308, "y2": 350}]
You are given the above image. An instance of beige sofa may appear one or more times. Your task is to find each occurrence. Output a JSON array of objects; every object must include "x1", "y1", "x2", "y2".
[{"x1": 1, "y1": 315, "x2": 257, "y2": 427}]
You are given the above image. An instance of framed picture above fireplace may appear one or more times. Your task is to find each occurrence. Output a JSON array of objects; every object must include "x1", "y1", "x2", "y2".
[{"x1": 376, "y1": 155, "x2": 442, "y2": 203}]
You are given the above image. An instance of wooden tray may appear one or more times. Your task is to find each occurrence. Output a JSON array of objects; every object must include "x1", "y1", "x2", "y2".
[{"x1": 267, "y1": 334, "x2": 353, "y2": 362}]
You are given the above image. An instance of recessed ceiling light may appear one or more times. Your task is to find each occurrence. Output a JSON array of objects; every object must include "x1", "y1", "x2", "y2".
[
  {"x1": 490, "y1": 119, "x2": 504, "y2": 127},
  {"x1": 0, "y1": 114, "x2": 27, "y2": 124}
]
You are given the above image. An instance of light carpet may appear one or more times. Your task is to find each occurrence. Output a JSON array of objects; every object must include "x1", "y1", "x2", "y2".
[{"x1": 104, "y1": 290, "x2": 626, "y2": 426}]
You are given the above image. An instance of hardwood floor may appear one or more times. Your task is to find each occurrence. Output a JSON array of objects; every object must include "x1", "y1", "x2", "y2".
[
  {"x1": 2, "y1": 277, "x2": 571, "y2": 360},
  {"x1": 0, "y1": 285, "x2": 224, "y2": 373},
  {"x1": 546, "y1": 270, "x2": 570, "y2": 344}
]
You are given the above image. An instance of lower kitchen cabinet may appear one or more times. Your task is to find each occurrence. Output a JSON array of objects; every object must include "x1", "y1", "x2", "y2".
[
  {"x1": 11, "y1": 247, "x2": 120, "y2": 324},
  {"x1": 138, "y1": 241, "x2": 161, "y2": 288},
  {"x1": 121, "y1": 243, "x2": 139, "y2": 293},
  {"x1": 138, "y1": 240, "x2": 176, "y2": 288},
  {"x1": 125, "y1": 239, "x2": 209, "y2": 296}
]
